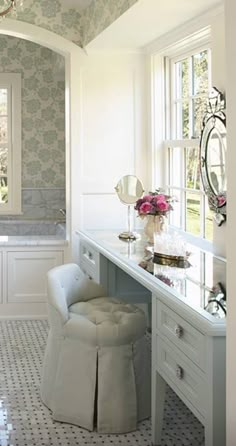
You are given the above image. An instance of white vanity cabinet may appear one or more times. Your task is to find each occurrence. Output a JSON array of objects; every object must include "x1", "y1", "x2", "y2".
[
  {"x1": 77, "y1": 230, "x2": 226, "y2": 446},
  {"x1": 7, "y1": 250, "x2": 64, "y2": 303},
  {"x1": 152, "y1": 297, "x2": 226, "y2": 446},
  {"x1": 0, "y1": 241, "x2": 66, "y2": 318}
]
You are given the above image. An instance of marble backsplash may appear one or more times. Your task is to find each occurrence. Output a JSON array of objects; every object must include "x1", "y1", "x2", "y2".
[
  {"x1": 1, "y1": 188, "x2": 66, "y2": 221},
  {"x1": 0, "y1": 220, "x2": 66, "y2": 237}
]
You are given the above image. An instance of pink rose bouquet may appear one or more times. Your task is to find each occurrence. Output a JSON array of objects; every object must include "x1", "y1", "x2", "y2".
[{"x1": 134, "y1": 190, "x2": 174, "y2": 218}]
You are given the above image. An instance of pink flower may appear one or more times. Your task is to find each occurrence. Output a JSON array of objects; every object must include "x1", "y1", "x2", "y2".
[
  {"x1": 157, "y1": 201, "x2": 169, "y2": 212},
  {"x1": 142, "y1": 195, "x2": 152, "y2": 202},
  {"x1": 217, "y1": 195, "x2": 226, "y2": 206},
  {"x1": 139, "y1": 202, "x2": 153, "y2": 214},
  {"x1": 154, "y1": 194, "x2": 166, "y2": 202},
  {"x1": 135, "y1": 189, "x2": 175, "y2": 217}
]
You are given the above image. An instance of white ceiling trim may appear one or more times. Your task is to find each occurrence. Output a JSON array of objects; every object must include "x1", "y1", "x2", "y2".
[
  {"x1": 145, "y1": 3, "x2": 224, "y2": 54},
  {"x1": 87, "y1": 0, "x2": 223, "y2": 50}
]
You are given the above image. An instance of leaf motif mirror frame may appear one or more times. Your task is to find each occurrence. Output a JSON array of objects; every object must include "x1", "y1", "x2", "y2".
[{"x1": 200, "y1": 87, "x2": 227, "y2": 226}]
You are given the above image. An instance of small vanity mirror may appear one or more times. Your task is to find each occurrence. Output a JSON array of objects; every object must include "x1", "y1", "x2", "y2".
[
  {"x1": 200, "y1": 87, "x2": 226, "y2": 226},
  {"x1": 115, "y1": 175, "x2": 144, "y2": 240}
]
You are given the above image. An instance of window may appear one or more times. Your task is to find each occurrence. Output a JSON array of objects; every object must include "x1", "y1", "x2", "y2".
[
  {"x1": 0, "y1": 74, "x2": 21, "y2": 214},
  {"x1": 164, "y1": 45, "x2": 213, "y2": 241}
]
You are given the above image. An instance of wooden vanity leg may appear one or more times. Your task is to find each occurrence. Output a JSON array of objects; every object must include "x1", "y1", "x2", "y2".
[
  {"x1": 152, "y1": 370, "x2": 166, "y2": 446},
  {"x1": 205, "y1": 415, "x2": 226, "y2": 446},
  {"x1": 204, "y1": 336, "x2": 226, "y2": 446}
]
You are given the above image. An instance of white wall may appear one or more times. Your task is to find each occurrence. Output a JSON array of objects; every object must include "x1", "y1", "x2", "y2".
[
  {"x1": 211, "y1": 11, "x2": 226, "y2": 91},
  {"x1": 78, "y1": 51, "x2": 148, "y2": 231},
  {"x1": 225, "y1": 1, "x2": 236, "y2": 444}
]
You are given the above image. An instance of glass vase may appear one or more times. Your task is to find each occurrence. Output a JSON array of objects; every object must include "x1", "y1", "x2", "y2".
[{"x1": 144, "y1": 214, "x2": 166, "y2": 244}]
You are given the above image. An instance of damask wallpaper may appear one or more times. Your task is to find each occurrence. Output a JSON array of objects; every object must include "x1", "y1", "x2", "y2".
[
  {"x1": 3, "y1": 0, "x2": 139, "y2": 47},
  {"x1": 14, "y1": 0, "x2": 84, "y2": 47},
  {"x1": 0, "y1": 35, "x2": 65, "y2": 189},
  {"x1": 82, "y1": 0, "x2": 138, "y2": 46}
]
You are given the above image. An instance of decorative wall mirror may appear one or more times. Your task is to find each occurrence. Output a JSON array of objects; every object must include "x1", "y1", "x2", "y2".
[
  {"x1": 115, "y1": 175, "x2": 144, "y2": 240},
  {"x1": 200, "y1": 87, "x2": 226, "y2": 226}
]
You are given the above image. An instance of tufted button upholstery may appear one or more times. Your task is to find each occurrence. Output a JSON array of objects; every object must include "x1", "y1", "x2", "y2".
[
  {"x1": 67, "y1": 297, "x2": 146, "y2": 347},
  {"x1": 41, "y1": 263, "x2": 150, "y2": 434}
]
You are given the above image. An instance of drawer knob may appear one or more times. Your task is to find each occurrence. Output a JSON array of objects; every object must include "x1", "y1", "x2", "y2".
[
  {"x1": 174, "y1": 324, "x2": 183, "y2": 338},
  {"x1": 176, "y1": 365, "x2": 184, "y2": 380},
  {"x1": 88, "y1": 251, "x2": 93, "y2": 260}
]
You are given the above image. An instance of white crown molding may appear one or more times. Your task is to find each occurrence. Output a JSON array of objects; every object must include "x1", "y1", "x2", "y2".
[
  {"x1": 145, "y1": 3, "x2": 224, "y2": 54},
  {"x1": 84, "y1": 47, "x2": 146, "y2": 55}
]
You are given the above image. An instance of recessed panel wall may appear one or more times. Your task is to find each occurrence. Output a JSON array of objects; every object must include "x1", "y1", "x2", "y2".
[
  {"x1": 79, "y1": 52, "x2": 147, "y2": 230},
  {"x1": 7, "y1": 251, "x2": 63, "y2": 303}
]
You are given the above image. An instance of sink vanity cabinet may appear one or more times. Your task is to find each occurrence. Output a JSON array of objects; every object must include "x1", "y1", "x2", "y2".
[
  {"x1": 77, "y1": 229, "x2": 226, "y2": 446},
  {"x1": 0, "y1": 237, "x2": 67, "y2": 318}
]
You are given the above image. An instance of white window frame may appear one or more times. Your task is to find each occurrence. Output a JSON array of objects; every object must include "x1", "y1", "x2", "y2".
[
  {"x1": 150, "y1": 28, "x2": 214, "y2": 250},
  {"x1": 0, "y1": 73, "x2": 21, "y2": 215}
]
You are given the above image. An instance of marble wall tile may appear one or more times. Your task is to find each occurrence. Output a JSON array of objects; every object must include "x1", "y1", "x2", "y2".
[
  {"x1": 0, "y1": 221, "x2": 60, "y2": 236},
  {"x1": 0, "y1": 189, "x2": 65, "y2": 222},
  {"x1": 21, "y1": 189, "x2": 66, "y2": 220}
]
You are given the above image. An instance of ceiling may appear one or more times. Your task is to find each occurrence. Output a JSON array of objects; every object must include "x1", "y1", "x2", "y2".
[
  {"x1": 60, "y1": 0, "x2": 93, "y2": 10},
  {"x1": 87, "y1": 0, "x2": 223, "y2": 49}
]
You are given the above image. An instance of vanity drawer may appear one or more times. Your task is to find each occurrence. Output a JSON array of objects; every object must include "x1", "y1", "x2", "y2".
[
  {"x1": 80, "y1": 259, "x2": 98, "y2": 281},
  {"x1": 157, "y1": 336, "x2": 206, "y2": 419},
  {"x1": 156, "y1": 301, "x2": 206, "y2": 371},
  {"x1": 79, "y1": 241, "x2": 99, "y2": 282}
]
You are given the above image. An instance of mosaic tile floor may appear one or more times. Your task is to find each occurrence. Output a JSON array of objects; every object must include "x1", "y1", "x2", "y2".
[{"x1": 0, "y1": 320, "x2": 204, "y2": 446}]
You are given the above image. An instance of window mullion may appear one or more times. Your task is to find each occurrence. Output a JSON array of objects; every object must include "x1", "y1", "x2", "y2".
[
  {"x1": 7, "y1": 85, "x2": 12, "y2": 209},
  {"x1": 170, "y1": 59, "x2": 176, "y2": 139},
  {"x1": 208, "y1": 48, "x2": 212, "y2": 90},
  {"x1": 182, "y1": 148, "x2": 186, "y2": 230},
  {"x1": 189, "y1": 55, "x2": 193, "y2": 138}
]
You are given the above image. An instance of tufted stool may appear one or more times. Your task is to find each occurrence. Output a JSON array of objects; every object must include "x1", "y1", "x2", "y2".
[{"x1": 40, "y1": 263, "x2": 150, "y2": 433}]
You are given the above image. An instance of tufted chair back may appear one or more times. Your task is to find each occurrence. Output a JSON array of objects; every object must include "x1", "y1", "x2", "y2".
[
  {"x1": 41, "y1": 262, "x2": 151, "y2": 433},
  {"x1": 47, "y1": 263, "x2": 107, "y2": 328}
]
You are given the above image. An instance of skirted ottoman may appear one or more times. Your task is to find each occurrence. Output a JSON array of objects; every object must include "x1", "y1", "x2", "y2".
[{"x1": 40, "y1": 263, "x2": 151, "y2": 433}]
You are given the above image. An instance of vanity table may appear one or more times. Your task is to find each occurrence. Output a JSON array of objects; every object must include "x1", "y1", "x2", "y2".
[{"x1": 77, "y1": 229, "x2": 226, "y2": 446}]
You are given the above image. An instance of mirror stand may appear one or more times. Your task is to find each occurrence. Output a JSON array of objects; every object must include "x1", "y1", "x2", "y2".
[{"x1": 118, "y1": 205, "x2": 137, "y2": 241}]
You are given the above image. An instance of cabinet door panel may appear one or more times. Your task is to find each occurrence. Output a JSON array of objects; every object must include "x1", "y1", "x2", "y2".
[
  {"x1": 7, "y1": 251, "x2": 63, "y2": 303},
  {"x1": 156, "y1": 300, "x2": 206, "y2": 371},
  {"x1": 157, "y1": 336, "x2": 206, "y2": 422}
]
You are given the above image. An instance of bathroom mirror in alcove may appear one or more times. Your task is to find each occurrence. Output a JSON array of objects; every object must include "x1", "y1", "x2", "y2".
[{"x1": 115, "y1": 174, "x2": 144, "y2": 240}]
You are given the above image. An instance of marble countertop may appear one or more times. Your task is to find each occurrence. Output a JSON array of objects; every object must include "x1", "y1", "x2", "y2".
[
  {"x1": 0, "y1": 235, "x2": 68, "y2": 246},
  {"x1": 78, "y1": 229, "x2": 227, "y2": 330}
]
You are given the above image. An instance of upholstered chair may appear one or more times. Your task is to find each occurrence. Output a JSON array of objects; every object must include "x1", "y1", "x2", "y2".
[{"x1": 40, "y1": 263, "x2": 150, "y2": 433}]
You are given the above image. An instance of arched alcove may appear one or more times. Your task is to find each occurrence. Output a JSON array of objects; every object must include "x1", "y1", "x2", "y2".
[{"x1": 0, "y1": 19, "x2": 87, "y2": 260}]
